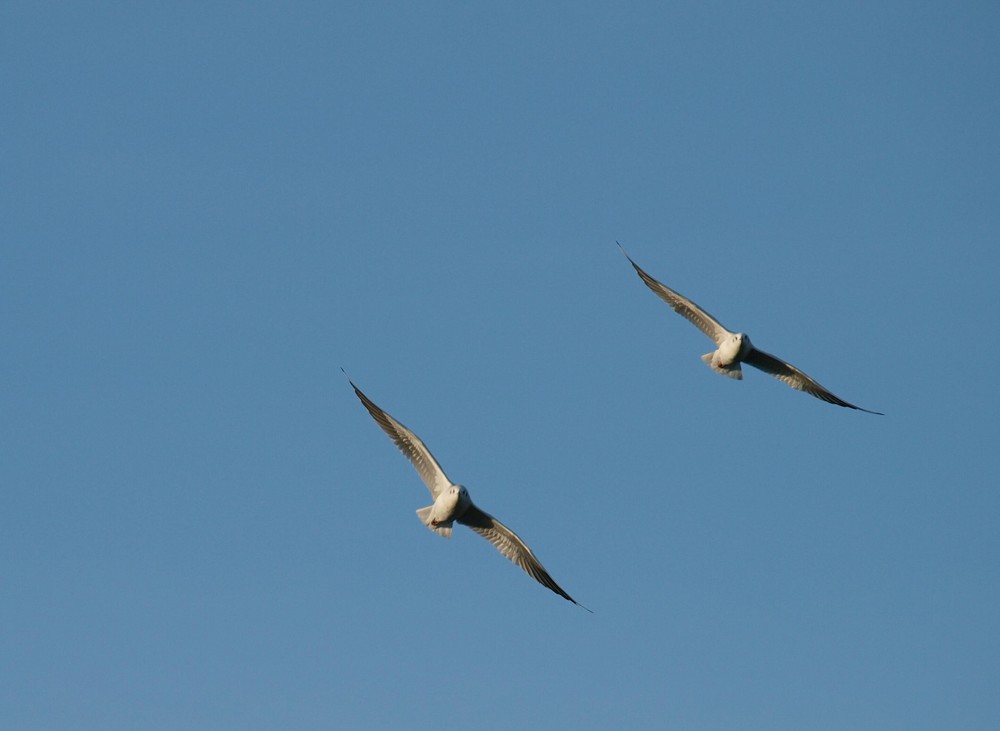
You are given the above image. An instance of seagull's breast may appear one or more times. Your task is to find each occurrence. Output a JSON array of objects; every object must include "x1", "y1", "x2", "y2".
[
  {"x1": 432, "y1": 485, "x2": 468, "y2": 522},
  {"x1": 717, "y1": 333, "x2": 748, "y2": 365}
]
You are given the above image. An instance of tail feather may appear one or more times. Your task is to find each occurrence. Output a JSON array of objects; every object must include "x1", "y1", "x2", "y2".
[
  {"x1": 701, "y1": 351, "x2": 743, "y2": 380},
  {"x1": 416, "y1": 506, "x2": 452, "y2": 538}
]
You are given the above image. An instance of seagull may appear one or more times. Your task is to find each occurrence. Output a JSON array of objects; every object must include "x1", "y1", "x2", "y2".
[
  {"x1": 618, "y1": 243, "x2": 883, "y2": 414},
  {"x1": 345, "y1": 372, "x2": 589, "y2": 610}
]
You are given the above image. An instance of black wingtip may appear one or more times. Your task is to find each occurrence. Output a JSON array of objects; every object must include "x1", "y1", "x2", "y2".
[
  {"x1": 820, "y1": 394, "x2": 884, "y2": 416},
  {"x1": 836, "y1": 400, "x2": 883, "y2": 415},
  {"x1": 615, "y1": 241, "x2": 640, "y2": 270},
  {"x1": 835, "y1": 393, "x2": 883, "y2": 416},
  {"x1": 856, "y1": 402, "x2": 885, "y2": 415}
]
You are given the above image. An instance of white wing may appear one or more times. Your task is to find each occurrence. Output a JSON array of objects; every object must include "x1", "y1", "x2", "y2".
[
  {"x1": 349, "y1": 380, "x2": 454, "y2": 497},
  {"x1": 458, "y1": 503, "x2": 587, "y2": 609},
  {"x1": 619, "y1": 243, "x2": 732, "y2": 345}
]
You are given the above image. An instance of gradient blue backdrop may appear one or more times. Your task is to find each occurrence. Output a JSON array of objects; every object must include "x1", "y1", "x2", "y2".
[{"x1": 3, "y1": 2, "x2": 998, "y2": 729}]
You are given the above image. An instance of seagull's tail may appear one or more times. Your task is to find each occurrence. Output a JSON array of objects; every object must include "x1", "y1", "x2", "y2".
[
  {"x1": 701, "y1": 351, "x2": 743, "y2": 380},
  {"x1": 416, "y1": 506, "x2": 453, "y2": 538}
]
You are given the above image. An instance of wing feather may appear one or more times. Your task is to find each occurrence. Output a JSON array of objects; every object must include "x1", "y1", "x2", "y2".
[
  {"x1": 458, "y1": 504, "x2": 585, "y2": 608},
  {"x1": 618, "y1": 244, "x2": 731, "y2": 345},
  {"x1": 744, "y1": 347, "x2": 883, "y2": 414},
  {"x1": 349, "y1": 381, "x2": 454, "y2": 497}
]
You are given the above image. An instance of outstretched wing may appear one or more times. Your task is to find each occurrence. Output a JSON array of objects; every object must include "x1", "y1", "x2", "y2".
[
  {"x1": 618, "y1": 243, "x2": 731, "y2": 345},
  {"x1": 348, "y1": 379, "x2": 455, "y2": 497},
  {"x1": 744, "y1": 347, "x2": 883, "y2": 414},
  {"x1": 458, "y1": 503, "x2": 587, "y2": 609}
]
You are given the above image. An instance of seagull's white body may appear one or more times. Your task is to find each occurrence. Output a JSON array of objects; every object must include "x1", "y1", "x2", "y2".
[
  {"x1": 707, "y1": 332, "x2": 751, "y2": 377},
  {"x1": 346, "y1": 374, "x2": 588, "y2": 609},
  {"x1": 618, "y1": 244, "x2": 882, "y2": 415},
  {"x1": 416, "y1": 484, "x2": 471, "y2": 538}
]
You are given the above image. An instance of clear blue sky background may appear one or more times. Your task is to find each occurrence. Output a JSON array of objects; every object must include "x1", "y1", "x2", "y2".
[{"x1": 3, "y1": 2, "x2": 999, "y2": 729}]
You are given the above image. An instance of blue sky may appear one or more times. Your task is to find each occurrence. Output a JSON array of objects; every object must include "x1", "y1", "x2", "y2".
[{"x1": 3, "y1": 2, "x2": 999, "y2": 728}]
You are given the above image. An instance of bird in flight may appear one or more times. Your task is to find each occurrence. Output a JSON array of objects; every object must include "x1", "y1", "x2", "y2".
[
  {"x1": 618, "y1": 243, "x2": 882, "y2": 415},
  {"x1": 345, "y1": 372, "x2": 590, "y2": 609}
]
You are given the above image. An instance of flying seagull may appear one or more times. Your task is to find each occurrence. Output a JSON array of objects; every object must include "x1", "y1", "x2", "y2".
[
  {"x1": 345, "y1": 372, "x2": 589, "y2": 609},
  {"x1": 618, "y1": 243, "x2": 882, "y2": 415}
]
